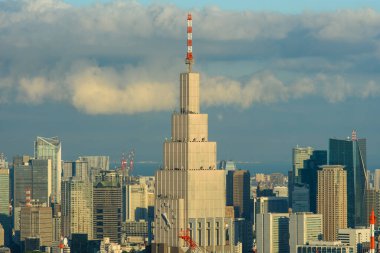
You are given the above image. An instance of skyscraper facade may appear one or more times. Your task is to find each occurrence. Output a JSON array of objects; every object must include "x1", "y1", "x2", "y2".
[
  {"x1": 93, "y1": 171, "x2": 122, "y2": 243},
  {"x1": 34, "y1": 136, "x2": 61, "y2": 203},
  {"x1": 300, "y1": 150, "x2": 327, "y2": 213},
  {"x1": 61, "y1": 179, "x2": 93, "y2": 239},
  {"x1": 30, "y1": 159, "x2": 52, "y2": 205},
  {"x1": 13, "y1": 159, "x2": 52, "y2": 207},
  {"x1": 290, "y1": 146, "x2": 314, "y2": 209},
  {"x1": 374, "y1": 169, "x2": 380, "y2": 190},
  {"x1": 124, "y1": 181, "x2": 148, "y2": 222},
  {"x1": 0, "y1": 169, "x2": 10, "y2": 247},
  {"x1": 254, "y1": 197, "x2": 289, "y2": 222},
  {"x1": 291, "y1": 184, "x2": 310, "y2": 212},
  {"x1": 365, "y1": 189, "x2": 380, "y2": 229},
  {"x1": 317, "y1": 165, "x2": 347, "y2": 241},
  {"x1": 62, "y1": 160, "x2": 89, "y2": 181},
  {"x1": 226, "y1": 170, "x2": 251, "y2": 221},
  {"x1": 256, "y1": 213, "x2": 289, "y2": 253},
  {"x1": 226, "y1": 170, "x2": 253, "y2": 253},
  {"x1": 79, "y1": 156, "x2": 109, "y2": 170},
  {"x1": 289, "y1": 212, "x2": 323, "y2": 253},
  {"x1": 153, "y1": 14, "x2": 233, "y2": 253},
  {"x1": 338, "y1": 228, "x2": 370, "y2": 253},
  {"x1": 0, "y1": 169, "x2": 9, "y2": 216},
  {"x1": 293, "y1": 146, "x2": 314, "y2": 180},
  {"x1": 329, "y1": 132, "x2": 367, "y2": 227},
  {"x1": 0, "y1": 153, "x2": 7, "y2": 169},
  {"x1": 20, "y1": 205, "x2": 53, "y2": 247},
  {"x1": 13, "y1": 161, "x2": 31, "y2": 208}
]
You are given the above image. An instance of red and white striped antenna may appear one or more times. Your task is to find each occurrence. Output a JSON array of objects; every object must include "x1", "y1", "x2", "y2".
[
  {"x1": 351, "y1": 130, "x2": 357, "y2": 141},
  {"x1": 185, "y1": 13, "x2": 194, "y2": 72},
  {"x1": 370, "y1": 208, "x2": 376, "y2": 253}
]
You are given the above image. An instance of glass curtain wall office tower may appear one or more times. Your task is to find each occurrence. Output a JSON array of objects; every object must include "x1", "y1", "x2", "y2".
[
  {"x1": 34, "y1": 136, "x2": 62, "y2": 204},
  {"x1": 329, "y1": 132, "x2": 367, "y2": 228}
]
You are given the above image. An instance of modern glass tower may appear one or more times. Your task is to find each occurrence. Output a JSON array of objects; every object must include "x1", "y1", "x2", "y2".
[
  {"x1": 34, "y1": 136, "x2": 62, "y2": 203},
  {"x1": 329, "y1": 131, "x2": 367, "y2": 228},
  {"x1": 13, "y1": 159, "x2": 52, "y2": 207},
  {"x1": 300, "y1": 150, "x2": 327, "y2": 213}
]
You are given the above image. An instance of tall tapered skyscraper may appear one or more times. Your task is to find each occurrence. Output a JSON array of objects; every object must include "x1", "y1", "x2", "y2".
[
  {"x1": 153, "y1": 14, "x2": 233, "y2": 253},
  {"x1": 329, "y1": 130, "x2": 367, "y2": 227}
]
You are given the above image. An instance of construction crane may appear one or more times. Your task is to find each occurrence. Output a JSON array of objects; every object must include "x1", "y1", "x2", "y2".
[
  {"x1": 179, "y1": 229, "x2": 207, "y2": 253},
  {"x1": 121, "y1": 149, "x2": 135, "y2": 181}
]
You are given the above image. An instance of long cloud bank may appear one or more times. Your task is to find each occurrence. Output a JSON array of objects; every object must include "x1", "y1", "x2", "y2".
[{"x1": 1, "y1": 0, "x2": 380, "y2": 114}]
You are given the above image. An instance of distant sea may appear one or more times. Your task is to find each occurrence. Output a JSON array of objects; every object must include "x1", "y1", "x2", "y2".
[{"x1": 111, "y1": 161, "x2": 290, "y2": 176}]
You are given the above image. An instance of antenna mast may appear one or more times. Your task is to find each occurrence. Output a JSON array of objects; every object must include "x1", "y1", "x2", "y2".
[
  {"x1": 186, "y1": 13, "x2": 194, "y2": 72},
  {"x1": 351, "y1": 130, "x2": 357, "y2": 141}
]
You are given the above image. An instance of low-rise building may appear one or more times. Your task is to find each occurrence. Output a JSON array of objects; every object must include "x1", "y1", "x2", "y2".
[{"x1": 297, "y1": 241, "x2": 354, "y2": 253}]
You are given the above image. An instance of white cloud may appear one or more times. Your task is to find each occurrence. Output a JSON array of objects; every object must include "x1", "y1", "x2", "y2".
[
  {"x1": 67, "y1": 65, "x2": 177, "y2": 114},
  {"x1": 1, "y1": 0, "x2": 380, "y2": 114},
  {"x1": 17, "y1": 76, "x2": 63, "y2": 104},
  {"x1": 361, "y1": 80, "x2": 380, "y2": 98}
]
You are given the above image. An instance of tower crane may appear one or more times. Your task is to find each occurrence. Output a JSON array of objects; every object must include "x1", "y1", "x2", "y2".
[
  {"x1": 179, "y1": 229, "x2": 207, "y2": 253},
  {"x1": 120, "y1": 149, "x2": 135, "y2": 181}
]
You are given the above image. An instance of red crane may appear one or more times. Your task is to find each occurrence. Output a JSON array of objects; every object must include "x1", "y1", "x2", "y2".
[
  {"x1": 179, "y1": 229, "x2": 207, "y2": 253},
  {"x1": 179, "y1": 229, "x2": 198, "y2": 251},
  {"x1": 120, "y1": 149, "x2": 135, "y2": 181}
]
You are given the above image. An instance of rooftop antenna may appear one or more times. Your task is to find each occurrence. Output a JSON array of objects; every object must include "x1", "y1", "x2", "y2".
[
  {"x1": 352, "y1": 130, "x2": 357, "y2": 141},
  {"x1": 185, "y1": 13, "x2": 194, "y2": 72}
]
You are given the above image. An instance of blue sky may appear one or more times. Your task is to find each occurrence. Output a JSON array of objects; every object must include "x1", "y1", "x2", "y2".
[
  {"x1": 1, "y1": 0, "x2": 380, "y2": 173},
  {"x1": 65, "y1": 0, "x2": 380, "y2": 13}
]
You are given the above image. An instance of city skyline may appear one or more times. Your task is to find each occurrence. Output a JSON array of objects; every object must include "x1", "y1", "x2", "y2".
[{"x1": 1, "y1": 0, "x2": 380, "y2": 171}]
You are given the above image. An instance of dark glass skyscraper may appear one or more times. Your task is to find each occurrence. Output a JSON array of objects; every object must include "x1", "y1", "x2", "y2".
[
  {"x1": 93, "y1": 171, "x2": 122, "y2": 243},
  {"x1": 300, "y1": 150, "x2": 327, "y2": 213},
  {"x1": 226, "y1": 170, "x2": 252, "y2": 221},
  {"x1": 329, "y1": 132, "x2": 367, "y2": 227}
]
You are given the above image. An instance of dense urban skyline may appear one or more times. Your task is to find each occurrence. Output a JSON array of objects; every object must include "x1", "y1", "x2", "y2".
[
  {"x1": 1, "y1": 0, "x2": 380, "y2": 171},
  {"x1": 1, "y1": 3, "x2": 380, "y2": 252}
]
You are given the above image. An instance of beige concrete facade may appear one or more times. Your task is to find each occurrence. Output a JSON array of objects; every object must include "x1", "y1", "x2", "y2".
[
  {"x1": 154, "y1": 71, "x2": 233, "y2": 252},
  {"x1": 338, "y1": 228, "x2": 370, "y2": 253},
  {"x1": 256, "y1": 213, "x2": 290, "y2": 253},
  {"x1": 20, "y1": 206, "x2": 52, "y2": 247},
  {"x1": 126, "y1": 182, "x2": 148, "y2": 221},
  {"x1": 0, "y1": 224, "x2": 4, "y2": 247},
  {"x1": 317, "y1": 165, "x2": 347, "y2": 241},
  {"x1": 61, "y1": 179, "x2": 93, "y2": 239},
  {"x1": 289, "y1": 212, "x2": 323, "y2": 253}
]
